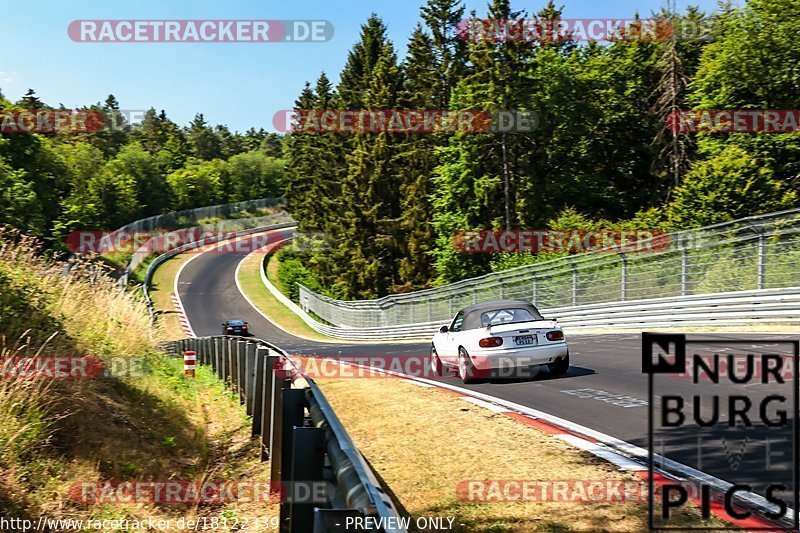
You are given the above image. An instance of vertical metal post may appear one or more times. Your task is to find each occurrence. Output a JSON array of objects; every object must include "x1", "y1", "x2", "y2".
[
  {"x1": 245, "y1": 342, "x2": 257, "y2": 416},
  {"x1": 287, "y1": 427, "x2": 325, "y2": 533},
  {"x1": 261, "y1": 354, "x2": 281, "y2": 460},
  {"x1": 757, "y1": 232, "x2": 766, "y2": 290},
  {"x1": 278, "y1": 389, "x2": 307, "y2": 533},
  {"x1": 532, "y1": 272, "x2": 538, "y2": 304},
  {"x1": 252, "y1": 346, "x2": 268, "y2": 437},
  {"x1": 473, "y1": 288, "x2": 477, "y2": 304},
  {"x1": 681, "y1": 236, "x2": 689, "y2": 296},
  {"x1": 499, "y1": 279, "x2": 504, "y2": 299},
  {"x1": 210, "y1": 338, "x2": 219, "y2": 374},
  {"x1": 620, "y1": 253, "x2": 628, "y2": 301},
  {"x1": 237, "y1": 341, "x2": 247, "y2": 405},
  {"x1": 269, "y1": 369, "x2": 292, "y2": 468},
  {"x1": 225, "y1": 338, "x2": 234, "y2": 386},
  {"x1": 448, "y1": 295, "x2": 453, "y2": 317}
]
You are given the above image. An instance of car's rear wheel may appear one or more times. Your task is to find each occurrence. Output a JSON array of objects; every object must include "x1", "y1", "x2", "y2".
[
  {"x1": 430, "y1": 344, "x2": 442, "y2": 376},
  {"x1": 548, "y1": 352, "x2": 570, "y2": 376},
  {"x1": 458, "y1": 347, "x2": 481, "y2": 384}
]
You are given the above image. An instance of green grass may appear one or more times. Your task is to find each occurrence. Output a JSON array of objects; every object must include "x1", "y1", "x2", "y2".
[{"x1": 236, "y1": 250, "x2": 339, "y2": 342}]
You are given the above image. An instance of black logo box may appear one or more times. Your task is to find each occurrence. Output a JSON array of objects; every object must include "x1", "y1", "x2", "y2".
[{"x1": 642, "y1": 332, "x2": 800, "y2": 531}]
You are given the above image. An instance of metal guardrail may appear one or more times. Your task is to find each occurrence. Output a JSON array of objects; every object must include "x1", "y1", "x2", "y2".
[
  {"x1": 118, "y1": 198, "x2": 290, "y2": 285},
  {"x1": 161, "y1": 336, "x2": 406, "y2": 533},
  {"x1": 142, "y1": 222, "x2": 297, "y2": 335},
  {"x1": 297, "y1": 207, "x2": 800, "y2": 332}
]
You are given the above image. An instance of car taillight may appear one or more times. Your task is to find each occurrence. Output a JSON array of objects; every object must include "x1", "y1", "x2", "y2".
[
  {"x1": 242, "y1": 325, "x2": 247, "y2": 330},
  {"x1": 226, "y1": 327, "x2": 233, "y2": 331},
  {"x1": 479, "y1": 337, "x2": 503, "y2": 348},
  {"x1": 546, "y1": 330, "x2": 564, "y2": 341}
]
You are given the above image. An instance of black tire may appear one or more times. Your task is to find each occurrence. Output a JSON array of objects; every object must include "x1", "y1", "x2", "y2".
[
  {"x1": 548, "y1": 352, "x2": 570, "y2": 376},
  {"x1": 430, "y1": 344, "x2": 443, "y2": 376},
  {"x1": 458, "y1": 347, "x2": 480, "y2": 384}
]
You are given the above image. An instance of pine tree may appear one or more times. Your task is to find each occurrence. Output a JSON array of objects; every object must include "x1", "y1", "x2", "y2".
[{"x1": 420, "y1": 0, "x2": 467, "y2": 109}]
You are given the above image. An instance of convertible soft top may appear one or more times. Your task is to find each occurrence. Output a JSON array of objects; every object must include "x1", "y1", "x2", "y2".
[{"x1": 459, "y1": 300, "x2": 544, "y2": 330}]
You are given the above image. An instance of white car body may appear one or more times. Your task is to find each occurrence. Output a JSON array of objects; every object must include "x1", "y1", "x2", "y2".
[{"x1": 430, "y1": 300, "x2": 569, "y2": 382}]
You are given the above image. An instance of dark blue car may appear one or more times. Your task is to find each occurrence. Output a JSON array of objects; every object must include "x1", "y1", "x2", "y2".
[{"x1": 222, "y1": 319, "x2": 249, "y2": 336}]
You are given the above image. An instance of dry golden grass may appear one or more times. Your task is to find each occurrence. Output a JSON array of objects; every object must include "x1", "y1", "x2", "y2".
[
  {"x1": 315, "y1": 374, "x2": 736, "y2": 532},
  {"x1": 0, "y1": 230, "x2": 276, "y2": 529}
]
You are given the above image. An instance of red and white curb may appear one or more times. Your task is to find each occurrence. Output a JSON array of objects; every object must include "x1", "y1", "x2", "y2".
[
  {"x1": 325, "y1": 359, "x2": 786, "y2": 531},
  {"x1": 170, "y1": 293, "x2": 195, "y2": 338}
]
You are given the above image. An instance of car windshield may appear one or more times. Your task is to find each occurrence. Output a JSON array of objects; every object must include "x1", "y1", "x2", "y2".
[{"x1": 480, "y1": 308, "x2": 542, "y2": 327}]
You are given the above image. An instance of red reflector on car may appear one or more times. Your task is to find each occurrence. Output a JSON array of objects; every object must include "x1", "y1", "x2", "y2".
[
  {"x1": 546, "y1": 330, "x2": 564, "y2": 341},
  {"x1": 479, "y1": 337, "x2": 504, "y2": 348},
  {"x1": 242, "y1": 325, "x2": 247, "y2": 329}
]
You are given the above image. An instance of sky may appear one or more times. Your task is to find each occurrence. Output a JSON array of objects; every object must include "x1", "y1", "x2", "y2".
[{"x1": 1, "y1": 0, "x2": 731, "y2": 133}]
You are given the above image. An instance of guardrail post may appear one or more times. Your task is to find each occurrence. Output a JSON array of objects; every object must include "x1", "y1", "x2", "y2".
[
  {"x1": 252, "y1": 346, "x2": 269, "y2": 437},
  {"x1": 427, "y1": 299, "x2": 432, "y2": 323},
  {"x1": 269, "y1": 368, "x2": 293, "y2": 470},
  {"x1": 225, "y1": 338, "x2": 234, "y2": 386},
  {"x1": 202, "y1": 338, "x2": 210, "y2": 365},
  {"x1": 499, "y1": 279, "x2": 504, "y2": 299},
  {"x1": 619, "y1": 253, "x2": 627, "y2": 301},
  {"x1": 758, "y1": 231, "x2": 766, "y2": 290},
  {"x1": 245, "y1": 342, "x2": 257, "y2": 416},
  {"x1": 276, "y1": 389, "x2": 306, "y2": 533},
  {"x1": 237, "y1": 340, "x2": 247, "y2": 405},
  {"x1": 230, "y1": 340, "x2": 240, "y2": 397},
  {"x1": 531, "y1": 272, "x2": 538, "y2": 304},
  {"x1": 278, "y1": 389, "x2": 308, "y2": 532},
  {"x1": 210, "y1": 338, "x2": 219, "y2": 374},
  {"x1": 448, "y1": 295, "x2": 453, "y2": 317},
  {"x1": 261, "y1": 354, "x2": 283, "y2": 459},
  {"x1": 286, "y1": 427, "x2": 325, "y2": 533}
]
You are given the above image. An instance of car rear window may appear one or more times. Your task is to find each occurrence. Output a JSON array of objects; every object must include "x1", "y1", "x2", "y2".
[
  {"x1": 228, "y1": 320, "x2": 245, "y2": 326},
  {"x1": 480, "y1": 308, "x2": 542, "y2": 327}
]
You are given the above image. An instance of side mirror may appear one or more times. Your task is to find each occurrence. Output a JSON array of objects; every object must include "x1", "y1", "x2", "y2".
[{"x1": 439, "y1": 325, "x2": 449, "y2": 333}]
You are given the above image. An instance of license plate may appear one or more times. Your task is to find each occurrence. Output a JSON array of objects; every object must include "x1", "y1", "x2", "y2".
[{"x1": 514, "y1": 335, "x2": 536, "y2": 346}]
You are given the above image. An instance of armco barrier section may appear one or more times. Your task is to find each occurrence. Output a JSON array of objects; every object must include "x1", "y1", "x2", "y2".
[
  {"x1": 295, "y1": 208, "x2": 800, "y2": 334},
  {"x1": 118, "y1": 198, "x2": 290, "y2": 284},
  {"x1": 161, "y1": 336, "x2": 406, "y2": 533}
]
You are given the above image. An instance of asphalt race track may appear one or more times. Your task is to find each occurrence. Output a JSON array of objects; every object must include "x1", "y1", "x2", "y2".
[{"x1": 177, "y1": 231, "x2": 798, "y2": 506}]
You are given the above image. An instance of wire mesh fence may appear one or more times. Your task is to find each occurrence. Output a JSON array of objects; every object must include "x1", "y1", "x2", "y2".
[{"x1": 299, "y1": 208, "x2": 800, "y2": 328}]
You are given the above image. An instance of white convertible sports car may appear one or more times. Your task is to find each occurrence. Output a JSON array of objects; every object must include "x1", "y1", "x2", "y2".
[{"x1": 430, "y1": 299, "x2": 569, "y2": 383}]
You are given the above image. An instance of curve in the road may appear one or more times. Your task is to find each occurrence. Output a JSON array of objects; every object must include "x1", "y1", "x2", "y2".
[{"x1": 175, "y1": 231, "x2": 797, "y2": 517}]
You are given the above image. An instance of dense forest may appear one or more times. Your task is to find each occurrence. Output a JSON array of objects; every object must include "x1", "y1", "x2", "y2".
[
  {"x1": 2, "y1": 0, "x2": 798, "y2": 301},
  {"x1": 0, "y1": 91, "x2": 285, "y2": 249},
  {"x1": 282, "y1": 0, "x2": 800, "y2": 299}
]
